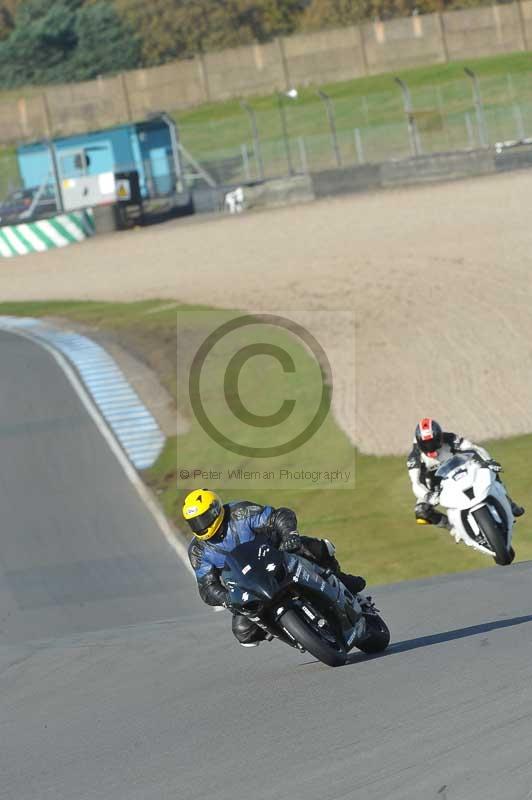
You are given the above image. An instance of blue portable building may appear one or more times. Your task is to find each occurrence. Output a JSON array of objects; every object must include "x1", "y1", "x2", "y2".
[{"x1": 17, "y1": 116, "x2": 185, "y2": 202}]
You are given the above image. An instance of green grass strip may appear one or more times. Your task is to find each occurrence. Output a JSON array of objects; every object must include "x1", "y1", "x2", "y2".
[{"x1": 0, "y1": 299, "x2": 529, "y2": 586}]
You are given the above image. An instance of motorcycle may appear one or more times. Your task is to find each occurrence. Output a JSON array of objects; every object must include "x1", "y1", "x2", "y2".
[
  {"x1": 424, "y1": 453, "x2": 515, "y2": 565},
  {"x1": 221, "y1": 537, "x2": 390, "y2": 667}
]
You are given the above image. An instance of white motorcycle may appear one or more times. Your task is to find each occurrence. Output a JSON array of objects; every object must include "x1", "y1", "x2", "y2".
[{"x1": 423, "y1": 453, "x2": 516, "y2": 565}]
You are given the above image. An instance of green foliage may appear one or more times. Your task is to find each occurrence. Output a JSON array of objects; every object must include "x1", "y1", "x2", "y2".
[
  {"x1": 0, "y1": 0, "x2": 529, "y2": 88},
  {"x1": 72, "y1": 2, "x2": 141, "y2": 77},
  {"x1": 301, "y1": 0, "x2": 373, "y2": 29},
  {"x1": 300, "y1": 0, "x2": 499, "y2": 28},
  {"x1": 0, "y1": 0, "x2": 140, "y2": 87},
  {"x1": 1, "y1": 298, "x2": 531, "y2": 586},
  {"x1": 0, "y1": 0, "x2": 22, "y2": 40},
  {"x1": 115, "y1": 0, "x2": 306, "y2": 66}
]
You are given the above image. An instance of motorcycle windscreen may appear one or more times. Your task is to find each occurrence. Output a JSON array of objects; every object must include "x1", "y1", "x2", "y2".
[
  {"x1": 435, "y1": 454, "x2": 470, "y2": 479},
  {"x1": 222, "y1": 539, "x2": 287, "y2": 601}
]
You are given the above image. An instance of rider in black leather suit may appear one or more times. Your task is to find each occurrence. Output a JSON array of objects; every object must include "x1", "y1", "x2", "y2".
[{"x1": 186, "y1": 496, "x2": 366, "y2": 647}]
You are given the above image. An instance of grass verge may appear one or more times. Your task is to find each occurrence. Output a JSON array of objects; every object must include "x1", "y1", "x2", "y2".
[
  {"x1": 176, "y1": 50, "x2": 532, "y2": 177},
  {"x1": 3, "y1": 51, "x2": 532, "y2": 192},
  {"x1": 2, "y1": 298, "x2": 530, "y2": 585}
]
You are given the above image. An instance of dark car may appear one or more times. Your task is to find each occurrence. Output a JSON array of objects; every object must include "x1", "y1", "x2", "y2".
[{"x1": 0, "y1": 186, "x2": 57, "y2": 225}]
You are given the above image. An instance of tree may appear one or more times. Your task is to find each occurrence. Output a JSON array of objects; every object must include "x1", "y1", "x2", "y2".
[
  {"x1": 300, "y1": 0, "x2": 364, "y2": 29},
  {"x1": 115, "y1": 0, "x2": 307, "y2": 66},
  {"x1": 0, "y1": 0, "x2": 140, "y2": 87},
  {"x1": 300, "y1": 0, "x2": 487, "y2": 28},
  {"x1": 0, "y1": 0, "x2": 80, "y2": 86},
  {"x1": 300, "y1": 0, "x2": 418, "y2": 28},
  {"x1": 72, "y1": 2, "x2": 141, "y2": 79},
  {"x1": 0, "y1": 0, "x2": 22, "y2": 40}
]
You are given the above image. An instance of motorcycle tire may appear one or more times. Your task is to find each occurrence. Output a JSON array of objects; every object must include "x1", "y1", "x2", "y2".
[
  {"x1": 279, "y1": 609, "x2": 346, "y2": 667},
  {"x1": 472, "y1": 506, "x2": 513, "y2": 566},
  {"x1": 356, "y1": 614, "x2": 391, "y2": 654}
]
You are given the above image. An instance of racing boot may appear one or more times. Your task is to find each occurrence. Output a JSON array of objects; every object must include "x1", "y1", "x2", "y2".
[
  {"x1": 496, "y1": 478, "x2": 524, "y2": 517},
  {"x1": 239, "y1": 634, "x2": 274, "y2": 648},
  {"x1": 509, "y1": 499, "x2": 525, "y2": 518},
  {"x1": 321, "y1": 539, "x2": 366, "y2": 595},
  {"x1": 436, "y1": 513, "x2": 452, "y2": 531},
  {"x1": 416, "y1": 503, "x2": 451, "y2": 530},
  {"x1": 339, "y1": 572, "x2": 366, "y2": 595}
]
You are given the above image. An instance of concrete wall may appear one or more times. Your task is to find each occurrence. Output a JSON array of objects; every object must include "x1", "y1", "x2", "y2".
[
  {"x1": 200, "y1": 142, "x2": 532, "y2": 216},
  {"x1": 442, "y1": 4, "x2": 526, "y2": 59},
  {"x1": 283, "y1": 28, "x2": 367, "y2": 86},
  {"x1": 203, "y1": 41, "x2": 288, "y2": 100},
  {"x1": 230, "y1": 143, "x2": 532, "y2": 212},
  {"x1": 311, "y1": 145, "x2": 530, "y2": 198},
  {"x1": 0, "y1": 95, "x2": 49, "y2": 142},
  {"x1": 45, "y1": 76, "x2": 131, "y2": 137},
  {"x1": 124, "y1": 61, "x2": 208, "y2": 118},
  {"x1": 521, "y1": 0, "x2": 532, "y2": 47},
  {"x1": 362, "y1": 13, "x2": 447, "y2": 74},
  {"x1": 2, "y1": 2, "x2": 532, "y2": 144}
]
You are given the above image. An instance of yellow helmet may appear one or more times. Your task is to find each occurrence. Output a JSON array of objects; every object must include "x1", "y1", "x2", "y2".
[{"x1": 182, "y1": 488, "x2": 225, "y2": 540}]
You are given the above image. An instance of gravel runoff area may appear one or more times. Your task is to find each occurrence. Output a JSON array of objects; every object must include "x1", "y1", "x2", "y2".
[{"x1": 2, "y1": 170, "x2": 531, "y2": 455}]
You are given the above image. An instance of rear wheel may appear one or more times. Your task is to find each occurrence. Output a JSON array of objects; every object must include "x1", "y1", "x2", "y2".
[
  {"x1": 472, "y1": 506, "x2": 513, "y2": 565},
  {"x1": 356, "y1": 614, "x2": 390, "y2": 654},
  {"x1": 278, "y1": 609, "x2": 346, "y2": 667}
]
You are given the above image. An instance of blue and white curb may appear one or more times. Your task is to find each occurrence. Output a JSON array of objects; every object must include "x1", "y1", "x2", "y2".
[{"x1": 0, "y1": 316, "x2": 165, "y2": 470}]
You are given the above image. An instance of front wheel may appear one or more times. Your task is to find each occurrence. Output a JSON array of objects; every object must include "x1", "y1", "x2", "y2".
[
  {"x1": 472, "y1": 506, "x2": 513, "y2": 565},
  {"x1": 278, "y1": 609, "x2": 346, "y2": 667},
  {"x1": 356, "y1": 614, "x2": 390, "y2": 654}
]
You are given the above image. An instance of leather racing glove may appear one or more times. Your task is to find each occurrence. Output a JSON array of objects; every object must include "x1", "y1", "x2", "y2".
[{"x1": 279, "y1": 531, "x2": 301, "y2": 552}]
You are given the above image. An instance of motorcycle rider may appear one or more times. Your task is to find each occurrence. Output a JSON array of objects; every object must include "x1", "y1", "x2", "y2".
[
  {"x1": 183, "y1": 488, "x2": 367, "y2": 647},
  {"x1": 407, "y1": 418, "x2": 524, "y2": 530}
]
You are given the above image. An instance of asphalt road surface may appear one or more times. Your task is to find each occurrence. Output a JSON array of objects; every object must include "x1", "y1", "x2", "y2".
[
  {"x1": 0, "y1": 330, "x2": 201, "y2": 645},
  {"x1": 2, "y1": 330, "x2": 532, "y2": 800}
]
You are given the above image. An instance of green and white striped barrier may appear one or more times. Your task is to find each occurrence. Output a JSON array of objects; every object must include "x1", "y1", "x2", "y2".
[{"x1": 0, "y1": 209, "x2": 94, "y2": 258}]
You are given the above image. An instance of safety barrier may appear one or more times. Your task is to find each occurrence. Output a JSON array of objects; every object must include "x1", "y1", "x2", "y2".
[{"x1": 0, "y1": 209, "x2": 94, "y2": 258}]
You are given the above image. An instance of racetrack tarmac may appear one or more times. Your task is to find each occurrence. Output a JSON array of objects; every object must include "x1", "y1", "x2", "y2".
[
  {"x1": 3, "y1": 561, "x2": 532, "y2": 799},
  {"x1": 3, "y1": 329, "x2": 532, "y2": 799},
  {"x1": 0, "y1": 330, "x2": 201, "y2": 645}
]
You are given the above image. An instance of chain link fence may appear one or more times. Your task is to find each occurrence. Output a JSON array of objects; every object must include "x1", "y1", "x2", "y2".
[
  {"x1": 177, "y1": 70, "x2": 532, "y2": 187},
  {"x1": 3, "y1": 69, "x2": 532, "y2": 217}
]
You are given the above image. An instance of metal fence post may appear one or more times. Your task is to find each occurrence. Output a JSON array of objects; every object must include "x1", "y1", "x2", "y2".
[
  {"x1": 160, "y1": 112, "x2": 187, "y2": 193},
  {"x1": 464, "y1": 67, "x2": 488, "y2": 147},
  {"x1": 353, "y1": 128, "x2": 365, "y2": 163},
  {"x1": 277, "y1": 92, "x2": 294, "y2": 176},
  {"x1": 435, "y1": 85, "x2": 450, "y2": 150},
  {"x1": 465, "y1": 112, "x2": 475, "y2": 149},
  {"x1": 47, "y1": 139, "x2": 64, "y2": 214},
  {"x1": 240, "y1": 100, "x2": 264, "y2": 180},
  {"x1": 297, "y1": 137, "x2": 309, "y2": 174},
  {"x1": 317, "y1": 89, "x2": 342, "y2": 168},
  {"x1": 394, "y1": 77, "x2": 422, "y2": 157},
  {"x1": 240, "y1": 144, "x2": 251, "y2": 181},
  {"x1": 513, "y1": 104, "x2": 526, "y2": 140}
]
